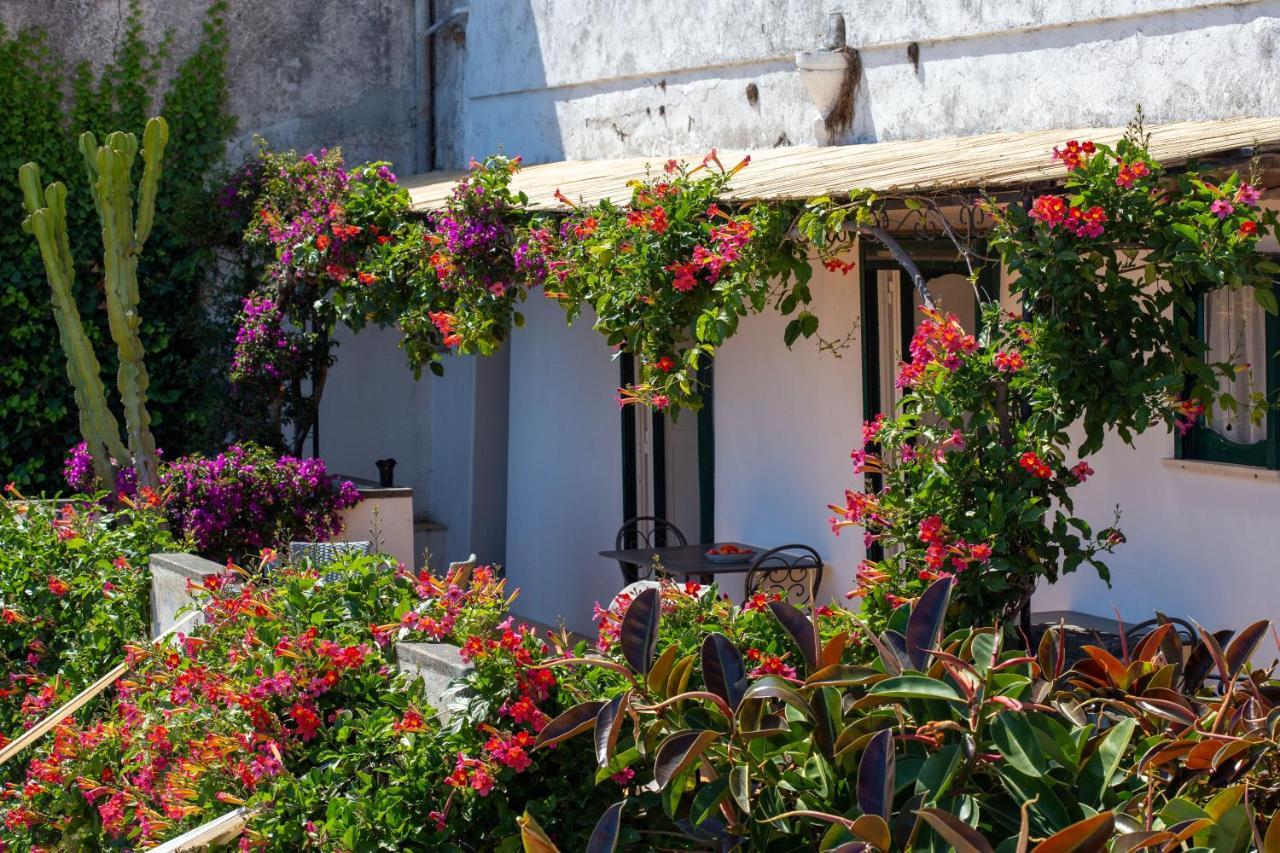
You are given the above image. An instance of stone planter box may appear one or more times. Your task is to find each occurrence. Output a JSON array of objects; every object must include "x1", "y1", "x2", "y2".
[{"x1": 149, "y1": 552, "x2": 224, "y2": 637}]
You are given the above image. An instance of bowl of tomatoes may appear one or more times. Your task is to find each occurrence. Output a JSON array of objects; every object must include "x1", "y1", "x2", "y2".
[{"x1": 704, "y1": 543, "x2": 756, "y2": 564}]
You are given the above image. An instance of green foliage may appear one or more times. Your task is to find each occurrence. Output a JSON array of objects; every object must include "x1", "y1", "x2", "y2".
[
  {"x1": 528, "y1": 152, "x2": 812, "y2": 412},
  {"x1": 541, "y1": 579, "x2": 1280, "y2": 852},
  {"x1": 0, "y1": 0, "x2": 236, "y2": 492},
  {"x1": 232, "y1": 146, "x2": 410, "y2": 452},
  {"x1": 0, "y1": 494, "x2": 174, "y2": 750}
]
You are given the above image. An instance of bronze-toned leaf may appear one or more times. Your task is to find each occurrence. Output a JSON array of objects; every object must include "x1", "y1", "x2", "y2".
[
  {"x1": 1031, "y1": 811, "x2": 1114, "y2": 852},
  {"x1": 1038, "y1": 625, "x2": 1065, "y2": 680},
  {"x1": 1184, "y1": 628, "x2": 1234, "y2": 690},
  {"x1": 857, "y1": 728, "x2": 895, "y2": 822},
  {"x1": 849, "y1": 814, "x2": 892, "y2": 850},
  {"x1": 535, "y1": 700, "x2": 606, "y2": 750},
  {"x1": 1263, "y1": 807, "x2": 1280, "y2": 853},
  {"x1": 1131, "y1": 623, "x2": 1173, "y2": 664},
  {"x1": 1137, "y1": 739, "x2": 1195, "y2": 771},
  {"x1": 1081, "y1": 646, "x2": 1128, "y2": 686},
  {"x1": 654, "y1": 729, "x2": 719, "y2": 789},
  {"x1": 594, "y1": 694, "x2": 628, "y2": 767},
  {"x1": 915, "y1": 807, "x2": 995, "y2": 853},
  {"x1": 620, "y1": 587, "x2": 660, "y2": 675},
  {"x1": 1111, "y1": 830, "x2": 1172, "y2": 853},
  {"x1": 518, "y1": 810, "x2": 562, "y2": 852},
  {"x1": 729, "y1": 764, "x2": 750, "y2": 814},
  {"x1": 1225, "y1": 620, "x2": 1269, "y2": 680},
  {"x1": 905, "y1": 577, "x2": 952, "y2": 671},
  {"x1": 740, "y1": 677, "x2": 814, "y2": 720},
  {"x1": 768, "y1": 599, "x2": 819, "y2": 673},
  {"x1": 647, "y1": 643, "x2": 679, "y2": 696},
  {"x1": 1132, "y1": 697, "x2": 1198, "y2": 727},
  {"x1": 880, "y1": 630, "x2": 912, "y2": 672},
  {"x1": 666, "y1": 654, "x2": 696, "y2": 704},
  {"x1": 702, "y1": 632, "x2": 748, "y2": 711},
  {"x1": 586, "y1": 800, "x2": 626, "y2": 853},
  {"x1": 805, "y1": 664, "x2": 884, "y2": 688},
  {"x1": 822, "y1": 631, "x2": 849, "y2": 668}
]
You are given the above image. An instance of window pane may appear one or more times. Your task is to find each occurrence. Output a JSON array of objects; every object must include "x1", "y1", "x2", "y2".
[{"x1": 1204, "y1": 287, "x2": 1266, "y2": 444}]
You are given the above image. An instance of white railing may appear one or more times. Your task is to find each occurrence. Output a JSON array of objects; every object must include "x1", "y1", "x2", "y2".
[{"x1": 0, "y1": 608, "x2": 202, "y2": 768}]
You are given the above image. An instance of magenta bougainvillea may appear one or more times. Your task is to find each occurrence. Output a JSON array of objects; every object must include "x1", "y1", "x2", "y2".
[{"x1": 64, "y1": 442, "x2": 359, "y2": 561}]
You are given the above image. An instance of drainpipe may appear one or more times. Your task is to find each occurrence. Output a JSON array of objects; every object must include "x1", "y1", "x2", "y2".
[
  {"x1": 413, "y1": 0, "x2": 430, "y2": 172},
  {"x1": 421, "y1": 5, "x2": 469, "y2": 171}
]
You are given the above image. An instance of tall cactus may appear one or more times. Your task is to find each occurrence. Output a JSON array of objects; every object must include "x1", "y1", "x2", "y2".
[
  {"x1": 18, "y1": 116, "x2": 169, "y2": 492},
  {"x1": 19, "y1": 167, "x2": 129, "y2": 491}
]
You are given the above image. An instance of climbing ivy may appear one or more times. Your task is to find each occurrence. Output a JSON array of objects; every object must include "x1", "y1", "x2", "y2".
[{"x1": 0, "y1": 0, "x2": 238, "y2": 491}]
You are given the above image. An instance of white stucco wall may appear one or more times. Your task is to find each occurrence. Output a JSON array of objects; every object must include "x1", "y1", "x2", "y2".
[
  {"x1": 502, "y1": 296, "x2": 624, "y2": 634},
  {"x1": 320, "y1": 0, "x2": 1280, "y2": 632},
  {"x1": 1035, "y1": 429, "x2": 1280, "y2": 630},
  {"x1": 714, "y1": 265, "x2": 865, "y2": 604},
  {"x1": 442, "y1": 0, "x2": 1280, "y2": 167}
]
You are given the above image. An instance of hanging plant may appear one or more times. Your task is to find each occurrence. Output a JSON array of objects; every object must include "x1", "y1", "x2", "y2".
[
  {"x1": 385, "y1": 155, "x2": 535, "y2": 376},
  {"x1": 516, "y1": 151, "x2": 813, "y2": 411}
]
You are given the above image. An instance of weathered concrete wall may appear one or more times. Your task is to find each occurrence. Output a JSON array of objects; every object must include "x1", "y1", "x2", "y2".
[
  {"x1": 442, "y1": 0, "x2": 1280, "y2": 164},
  {"x1": 0, "y1": 0, "x2": 422, "y2": 167}
]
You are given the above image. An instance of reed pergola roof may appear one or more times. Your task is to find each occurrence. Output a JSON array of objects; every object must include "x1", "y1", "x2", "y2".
[{"x1": 404, "y1": 117, "x2": 1280, "y2": 212}]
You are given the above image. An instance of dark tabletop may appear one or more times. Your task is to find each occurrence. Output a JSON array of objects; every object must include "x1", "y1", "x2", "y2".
[{"x1": 598, "y1": 544, "x2": 767, "y2": 577}]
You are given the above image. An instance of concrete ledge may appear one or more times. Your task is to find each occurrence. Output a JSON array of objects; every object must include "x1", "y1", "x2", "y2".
[
  {"x1": 149, "y1": 553, "x2": 223, "y2": 639},
  {"x1": 396, "y1": 641, "x2": 474, "y2": 715},
  {"x1": 1161, "y1": 457, "x2": 1280, "y2": 483}
]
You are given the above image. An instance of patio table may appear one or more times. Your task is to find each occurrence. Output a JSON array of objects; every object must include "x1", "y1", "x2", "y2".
[{"x1": 598, "y1": 544, "x2": 768, "y2": 584}]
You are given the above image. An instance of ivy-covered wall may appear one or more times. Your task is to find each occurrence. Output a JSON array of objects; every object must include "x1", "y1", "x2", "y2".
[
  {"x1": 0, "y1": 0, "x2": 421, "y2": 492},
  {"x1": 0, "y1": 1, "x2": 237, "y2": 491}
]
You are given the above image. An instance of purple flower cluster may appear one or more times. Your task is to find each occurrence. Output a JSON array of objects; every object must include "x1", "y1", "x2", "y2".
[
  {"x1": 230, "y1": 293, "x2": 302, "y2": 385},
  {"x1": 163, "y1": 444, "x2": 361, "y2": 560},
  {"x1": 62, "y1": 443, "x2": 360, "y2": 561},
  {"x1": 63, "y1": 441, "x2": 140, "y2": 497}
]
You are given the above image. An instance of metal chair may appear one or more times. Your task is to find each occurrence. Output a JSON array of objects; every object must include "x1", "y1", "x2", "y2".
[
  {"x1": 745, "y1": 544, "x2": 824, "y2": 607},
  {"x1": 289, "y1": 540, "x2": 373, "y2": 584},
  {"x1": 613, "y1": 516, "x2": 688, "y2": 583}
]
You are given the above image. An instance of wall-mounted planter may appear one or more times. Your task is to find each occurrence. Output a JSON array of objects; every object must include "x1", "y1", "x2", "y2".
[{"x1": 795, "y1": 49, "x2": 849, "y2": 118}]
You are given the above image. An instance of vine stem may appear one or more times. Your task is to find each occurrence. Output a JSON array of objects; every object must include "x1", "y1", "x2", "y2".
[{"x1": 852, "y1": 224, "x2": 937, "y2": 311}]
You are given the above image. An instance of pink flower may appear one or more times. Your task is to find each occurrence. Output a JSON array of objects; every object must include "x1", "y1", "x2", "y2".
[
  {"x1": 1070, "y1": 461, "x2": 1094, "y2": 483},
  {"x1": 1235, "y1": 183, "x2": 1261, "y2": 206},
  {"x1": 1210, "y1": 198, "x2": 1235, "y2": 220},
  {"x1": 940, "y1": 430, "x2": 966, "y2": 453}
]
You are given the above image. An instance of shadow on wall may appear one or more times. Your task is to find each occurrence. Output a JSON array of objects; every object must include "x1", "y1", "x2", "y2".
[{"x1": 452, "y1": 0, "x2": 567, "y2": 165}]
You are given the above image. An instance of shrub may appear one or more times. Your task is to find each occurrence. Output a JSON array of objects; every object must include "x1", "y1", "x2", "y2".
[
  {"x1": 810, "y1": 126, "x2": 1279, "y2": 628},
  {"x1": 0, "y1": 553, "x2": 434, "y2": 849},
  {"x1": 64, "y1": 442, "x2": 360, "y2": 563},
  {"x1": 0, "y1": 493, "x2": 173, "y2": 749},
  {"x1": 537, "y1": 579, "x2": 1280, "y2": 851},
  {"x1": 7, "y1": 561, "x2": 1278, "y2": 851}
]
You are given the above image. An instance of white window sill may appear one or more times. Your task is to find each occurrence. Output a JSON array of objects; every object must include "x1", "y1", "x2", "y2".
[{"x1": 1161, "y1": 457, "x2": 1280, "y2": 483}]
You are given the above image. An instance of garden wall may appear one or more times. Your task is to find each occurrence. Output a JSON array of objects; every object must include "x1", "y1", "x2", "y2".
[{"x1": 0, "y1": 0, "x2": 422, "y2": 168}]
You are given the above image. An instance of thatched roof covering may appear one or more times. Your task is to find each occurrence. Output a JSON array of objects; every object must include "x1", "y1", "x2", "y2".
[{"x1": 404, "y1": 117, "x2": 1280, "y2": 211}]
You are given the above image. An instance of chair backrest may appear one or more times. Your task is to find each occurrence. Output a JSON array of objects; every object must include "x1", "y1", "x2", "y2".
[
  {"x1": 289, "y1": 540, "x2": 373, "y2": 583},
  {"x1": 745, "y1": 544, "x2": 824, "y2": 607},
  {"x1": 613, "y1": 516, "x2": 688, "y2": 583}
]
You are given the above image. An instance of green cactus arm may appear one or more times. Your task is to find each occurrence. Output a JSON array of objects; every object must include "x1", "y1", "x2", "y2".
[
  {"x1": 78, "y1": 132, "x2": 105, "y2": 225},
  {"x1": 23, "y1": 193, "x2": 127, "y2": 489},
  {"x1": 89, "y1": 132, "x2": 160, "y2": 490},
  {"x1": 134, "y1": 117, "x2": 168, "y2": 246}
]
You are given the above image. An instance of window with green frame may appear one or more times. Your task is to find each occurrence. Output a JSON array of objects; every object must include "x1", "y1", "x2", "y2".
[{"x1": 1177, "y1": 279, "x2": 1280, "y2": 469}]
